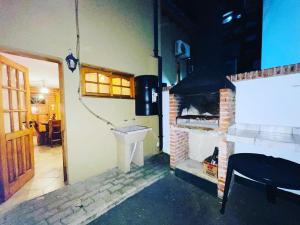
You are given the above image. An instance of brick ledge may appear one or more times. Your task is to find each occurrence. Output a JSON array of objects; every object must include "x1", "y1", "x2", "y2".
[{"x1": 227, "y1": 63, "x2": 300, "y2": 82}]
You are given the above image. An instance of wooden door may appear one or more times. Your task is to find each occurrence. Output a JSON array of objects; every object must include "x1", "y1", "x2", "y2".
[{"x1": 0, "y1": 55, "x2": 34, "y2": 202}]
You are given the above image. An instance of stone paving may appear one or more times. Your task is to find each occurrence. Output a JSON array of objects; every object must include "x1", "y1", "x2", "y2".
[{"x1": 0, "y1": 154, "x2": 169, "y2": 225}]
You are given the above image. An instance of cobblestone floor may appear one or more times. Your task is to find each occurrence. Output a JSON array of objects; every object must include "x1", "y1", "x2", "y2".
[{"x1": 0, "y1": 153, "x2": 169, "y2": 225}]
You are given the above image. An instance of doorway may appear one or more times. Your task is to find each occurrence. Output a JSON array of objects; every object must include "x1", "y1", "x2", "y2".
[{"x1": 0, "y1": 51, "x2": 67, "y2": 213}]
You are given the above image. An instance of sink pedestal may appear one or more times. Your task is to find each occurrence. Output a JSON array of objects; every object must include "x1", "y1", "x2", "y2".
[
  {"x1": 113, "y1": 126, "x2": 151, "y2": 173},
  {"x1": 117, "y1": 141, "x2": 143, "y2": 173}
]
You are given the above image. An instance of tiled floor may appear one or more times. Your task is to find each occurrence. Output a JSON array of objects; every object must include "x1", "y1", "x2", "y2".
[{"x1": 0, "y1": 141, "x2": 65, "y2": 215}]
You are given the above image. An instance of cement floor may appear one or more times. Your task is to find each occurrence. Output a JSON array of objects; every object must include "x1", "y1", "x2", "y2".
[{"x1": 91, "y1": 175, "x2": 300, "y2": 225}]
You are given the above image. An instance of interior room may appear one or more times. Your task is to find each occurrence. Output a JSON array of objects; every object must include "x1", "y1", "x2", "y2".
[
  {"x1": 0, "y1": 53, "x2": 64, "y2": 214},
  {"x1": 0, "y1": 0, "x2": 300, "y2": 225}
]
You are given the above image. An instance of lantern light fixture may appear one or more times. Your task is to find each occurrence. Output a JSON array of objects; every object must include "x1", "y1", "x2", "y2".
[{"x1": 65, "y1": 51, "x2": 78, "y2": 72}]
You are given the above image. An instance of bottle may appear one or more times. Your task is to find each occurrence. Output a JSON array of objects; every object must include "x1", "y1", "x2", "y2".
[{"x1": 211, "y1": 147, "x2": 219, "y2": 165}]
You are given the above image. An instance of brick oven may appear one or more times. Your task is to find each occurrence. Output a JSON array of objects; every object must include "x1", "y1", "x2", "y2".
[{"x1": 168, "y1": 74, "x2": 235, "y2": 198}]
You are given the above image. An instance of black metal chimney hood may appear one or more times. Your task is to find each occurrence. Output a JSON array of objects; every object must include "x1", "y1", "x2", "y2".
[{"x1": 170, "y1": 73, "x2": 235, "y2": 95}]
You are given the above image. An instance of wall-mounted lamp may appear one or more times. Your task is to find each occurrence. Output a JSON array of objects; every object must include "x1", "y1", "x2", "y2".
[{"x1": 65, "y1": 52, "x2": 78, "y2": 72}]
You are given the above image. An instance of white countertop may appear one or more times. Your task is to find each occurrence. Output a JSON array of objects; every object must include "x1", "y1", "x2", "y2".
[{"x1": 227, "y1": 123, "x2": 300, "y2": 149}]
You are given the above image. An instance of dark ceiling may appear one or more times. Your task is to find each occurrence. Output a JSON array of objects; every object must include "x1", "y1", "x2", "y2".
[
  {"x1": 162, "y1": 0, "x2": 261, "y2": 32},
  {"x1": 161, "y1": 0, "x2": 263, "y2": 75},
  {"x1": 172, "y1": 0, "x2": 221, "y2": 27}
]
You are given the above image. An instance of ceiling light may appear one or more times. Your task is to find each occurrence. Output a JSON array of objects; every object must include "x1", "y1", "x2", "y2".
[
  {"x1": 40, "y1": 86, "x2": 49, "y2": 94},
  {"x1": 222, "y1": 16, "x2": 233, "y2": 24},
  {"x1": 222, "y1": 11, "x2": 233, "y2": 18},
  {"x1": 40, "y1": 80, "x2": 49, "y2": 94}
]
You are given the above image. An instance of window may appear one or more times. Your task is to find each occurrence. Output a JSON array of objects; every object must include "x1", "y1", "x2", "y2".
[{"x1": 80, "y1": 65, "x2": 135, "y2": 98}]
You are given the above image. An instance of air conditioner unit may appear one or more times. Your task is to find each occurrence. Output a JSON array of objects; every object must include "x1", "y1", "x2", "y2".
[{"x1": 175, "y1": 40, "x2": 190, "y2": 59}]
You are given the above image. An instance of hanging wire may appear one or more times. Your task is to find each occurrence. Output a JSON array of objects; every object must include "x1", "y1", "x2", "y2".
[{"x1": 74, "y1": 0, "x2": 116, "y2": 128}]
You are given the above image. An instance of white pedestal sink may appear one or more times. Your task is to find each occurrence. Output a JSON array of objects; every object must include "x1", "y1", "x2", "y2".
[{"x1": 113, "y1": 125, "x2": 151, "y2": 173}]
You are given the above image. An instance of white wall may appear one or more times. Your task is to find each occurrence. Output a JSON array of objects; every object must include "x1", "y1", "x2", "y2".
[
  {"x1": 162, "y1": 90, "x2": 170, "y2": 154},
  {"x1": 235, "y1": 74, "x2": 300, "y2": 127},
  {"x1": 234, "y1": 74, "x2": 300, "y2": 194},
  {"x1": 0, "y1": 0, "x2": 159, "y2": 184},
  {"x1": 189, "y1": 130, "x2": 221, "y2": 162}
]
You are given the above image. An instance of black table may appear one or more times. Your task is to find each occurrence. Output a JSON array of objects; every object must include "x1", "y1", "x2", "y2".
[{"x1": 220, "y1": 153, "x2": 300, "y2": 214}]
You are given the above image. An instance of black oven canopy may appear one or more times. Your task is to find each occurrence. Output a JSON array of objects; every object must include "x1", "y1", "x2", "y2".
[{"x1": 170, "y1": 73, "x2": 235, "y2": 95}]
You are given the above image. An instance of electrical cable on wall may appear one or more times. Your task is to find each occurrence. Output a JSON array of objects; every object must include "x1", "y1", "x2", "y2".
[{"x1": 74, "y1": 0, "x2": 116, "y2": 128}]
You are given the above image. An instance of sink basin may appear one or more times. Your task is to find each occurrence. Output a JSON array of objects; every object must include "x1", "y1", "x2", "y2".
[
  {"x1": 114, "y1": 125, "x2": 151, "y2": 133},
  {"x1": 113, "y1": 125, "x2": 152, "y2": 172},
  {"x1": 113, "y1": 125, "x2": 151, "y2": 144}
]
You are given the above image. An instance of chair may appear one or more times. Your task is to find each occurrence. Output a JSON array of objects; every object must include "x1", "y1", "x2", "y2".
[
  {"x1": 48, "y1": 120, "x2": 62, "y2": 147},
  {"x1": 30, "y1": 121, "x2": 48, "y2": 145}
]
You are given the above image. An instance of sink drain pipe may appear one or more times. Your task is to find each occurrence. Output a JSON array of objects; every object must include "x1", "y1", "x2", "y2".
[{"x1": 153, "y1": 0, "x2": 163, "y2": 152}]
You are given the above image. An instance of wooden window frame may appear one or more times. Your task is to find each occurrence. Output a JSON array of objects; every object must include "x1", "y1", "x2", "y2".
[{"x1": 80, "y1": 64, "x2": 135, "y2": 99}]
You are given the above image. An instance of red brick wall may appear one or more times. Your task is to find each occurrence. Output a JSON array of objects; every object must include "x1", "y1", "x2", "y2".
[
  {"x1": 218, "y1": 88, "x2": 235, "y2": 198},
  {"x1": 219, "y1": 89, "x2": 235, "y2": 133},
  {"x1": 169, "y1": 94, "x2": 189, "y2": 168},
  {"x1": 170, "y1": 128, "x2": 189, "y2": 168},
  {"x1": 218, "y1": 139, "x2": 234, "y2": 198},
  {"x1": 227, "y1": 63, "x2": 300, "y2": 82},
  {"x1": 169, "y1": 94, "x2": 182, "y2": 125}
]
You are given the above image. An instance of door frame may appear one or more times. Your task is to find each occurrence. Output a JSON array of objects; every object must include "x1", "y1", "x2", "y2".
[{"x1": 0, "y1": 47, "x2": 69, "y2": 183}]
